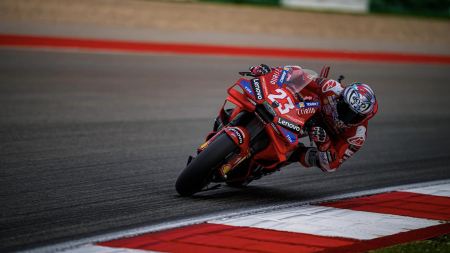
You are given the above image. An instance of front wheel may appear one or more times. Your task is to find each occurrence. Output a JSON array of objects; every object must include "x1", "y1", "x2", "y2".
[{"x1": 175, "y1": 134, "x2": 237, "y2": 196}]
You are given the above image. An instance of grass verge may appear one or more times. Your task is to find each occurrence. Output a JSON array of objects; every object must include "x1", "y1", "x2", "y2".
[{"x1": 369, "y1": 234, "x2": 450, "y2": 253}]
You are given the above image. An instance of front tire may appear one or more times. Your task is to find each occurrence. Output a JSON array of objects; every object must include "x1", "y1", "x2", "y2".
[{"x1": 175, "y1": 134, "x2": 237, "y2": 196}]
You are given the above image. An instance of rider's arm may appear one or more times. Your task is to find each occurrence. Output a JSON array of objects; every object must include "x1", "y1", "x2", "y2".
[
  {"x1": 249, "y1": 64, "x2": 305, "y2": 77},
  {"x1": 249, "y1": 64, "x2": 272, "y2": 76},
  {"x1": 299, "y1": 123, "x2": 368, "y2": 172}
]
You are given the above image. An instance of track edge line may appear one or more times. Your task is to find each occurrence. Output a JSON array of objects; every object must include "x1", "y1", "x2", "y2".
[{"x1": 20, "y1": 179, "x2": 450, "y2": 253}]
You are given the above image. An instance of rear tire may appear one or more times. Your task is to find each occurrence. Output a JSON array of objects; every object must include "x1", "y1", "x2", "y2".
[{"x1": 175, "y1": 134, "x2": 237, "y2": 196}]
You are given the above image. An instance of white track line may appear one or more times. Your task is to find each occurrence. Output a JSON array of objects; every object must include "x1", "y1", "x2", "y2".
[
  {"x1": 402, "y1": 182, "x2": 450, "y2": 197},
  {"x1": 61, "y1": 245, "x2": 160, "y2": 253},
  {"x1": 209, "y1": 205, "x2": 440, "y2": 240}
]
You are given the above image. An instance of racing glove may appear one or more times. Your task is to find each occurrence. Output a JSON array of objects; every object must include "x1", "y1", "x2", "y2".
[
  {"x1": 310, "y1": 126, "x2": 331, "y2": 152},
  {"x1": 249, "y1": 64, "x2": 271, "y2": 76},
  {"x1": 310, "y1": 126, "x2": 328, "y2": 143}
]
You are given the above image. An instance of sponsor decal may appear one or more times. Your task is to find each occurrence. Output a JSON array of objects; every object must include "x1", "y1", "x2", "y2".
[
  {"x1": 277, "y1": 68, "x2": 289, "y2": 86},
  {"x1": 270, "y1": 68, "x2": 281, "y2": 85},
  {"x1": 270, "y1": 122, "x2": 281, "y2": 135},
  {"x1": 322, "y1": 80, "x2": 343, "y2": 95},
  {"x1": 298, "y1": 107, "x2": 316, "y2": 115},
  {"x1": 251, "y1": 78, "x2": 264, "y2": 100},
  {"x1": 277, "y1": 117, "x2": 301, "y2": 133},
  {"x1": 298, "y1": 101, "x2": 320, "y2": 108},
  {"x1": 318, "y1": 151, "x2": 335, "y2": 171},
  {"x1": 239, "y1": 79, "x2": 253, "y2": 95},
  {"x1": 229, "y1": 127, "x2": 244, "y2": 145},
  {"x1": 347, "y1": 125, "x2": 366, "y2": 146},
  {"x1": 318, "y1": 151, "x2": 330, "y2": 166},
  {"x1": 305, "y1": 101, "x2": 320, "y2": 107},
  {"x1": 343, "y1": 148, "x2": 354, "y2": 161},
  {"x1": 280, "y1": 128, "x2": 297, "y2": 144},
  {"x1": 326, "y1": 151, "x2": 334, "y2": 162},
  {"x1": 322, "y1": 80, "x2": 337, "y2": 93}
]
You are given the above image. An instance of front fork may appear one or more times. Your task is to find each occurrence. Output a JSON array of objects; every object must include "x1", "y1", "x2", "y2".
[
  {"x1": 219, "y1": 126, "x2": 252, "y2": 176},
  {"x1": 198, "y1": 111, "x2": 266, "y2": 178}
]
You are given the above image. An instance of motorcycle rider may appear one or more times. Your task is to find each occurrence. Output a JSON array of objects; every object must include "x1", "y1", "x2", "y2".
[{"x1": 247, "y1": 64, "x2": 378, "y2": 172}]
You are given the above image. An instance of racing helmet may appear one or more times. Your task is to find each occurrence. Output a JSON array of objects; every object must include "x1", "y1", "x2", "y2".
[{"x1": 337, "y1": 82, "x2": 377, "y2": 125}]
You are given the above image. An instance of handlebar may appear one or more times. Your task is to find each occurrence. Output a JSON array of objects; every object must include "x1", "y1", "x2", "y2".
[{"x1": 239, "y1": 71, "x2": 256, "y2": 77}]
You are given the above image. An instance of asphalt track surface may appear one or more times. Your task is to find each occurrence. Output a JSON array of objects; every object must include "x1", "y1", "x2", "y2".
[{"x1": 1, "y1": 48, "x2": 450, "y2": 252}]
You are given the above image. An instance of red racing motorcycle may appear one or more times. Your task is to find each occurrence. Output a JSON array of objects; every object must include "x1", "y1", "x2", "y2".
[{"x1": 175, "y1": 65, "x2": 331, "y2": 196}]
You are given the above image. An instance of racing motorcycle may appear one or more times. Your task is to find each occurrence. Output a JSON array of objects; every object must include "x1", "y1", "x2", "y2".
[{"x1": 175, "y1": 65, "x2": 332, "y2": 196}]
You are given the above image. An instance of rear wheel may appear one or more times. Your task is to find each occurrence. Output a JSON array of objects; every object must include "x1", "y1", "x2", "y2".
[{"x1": 175, "y1": 134, "x2": 237, "y2": 196}]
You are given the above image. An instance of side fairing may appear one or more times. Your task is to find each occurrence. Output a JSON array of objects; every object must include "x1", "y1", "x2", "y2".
[{"x1": 261, "y1": 68, "x2": 320, "y2": 147}]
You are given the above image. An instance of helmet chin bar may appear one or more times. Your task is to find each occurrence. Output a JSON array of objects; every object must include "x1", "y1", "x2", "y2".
[{"x1": 337, "y1": 99, "x2": 366, "y2": 125}]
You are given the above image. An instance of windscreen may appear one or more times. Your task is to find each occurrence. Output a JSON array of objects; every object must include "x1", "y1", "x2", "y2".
[{"x1": 284, "y1": 67, "x2": 318, "y2": 93}]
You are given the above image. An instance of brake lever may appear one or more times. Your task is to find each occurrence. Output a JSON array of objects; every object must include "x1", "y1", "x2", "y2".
[{"x1": 239, "y1": 71, "x2": 256, "y2": 77}]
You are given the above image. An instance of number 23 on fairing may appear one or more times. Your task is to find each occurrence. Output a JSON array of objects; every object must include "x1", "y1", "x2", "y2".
[{"x1": 268, "y1": 89, "x2": 295, "y2": 115}]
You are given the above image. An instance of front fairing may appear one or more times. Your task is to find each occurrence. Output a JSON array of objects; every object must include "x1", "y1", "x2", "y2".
[{"x1": 228, "y1": 67, "x2": 320, "y2": 163}]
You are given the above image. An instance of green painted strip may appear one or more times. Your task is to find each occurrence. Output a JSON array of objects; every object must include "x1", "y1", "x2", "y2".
[
  {"x1": 200, "y1": 0, "x2": 450, "y2": 18},
  {"x1": 369, "y1": 234, "x2": 450, "y2": 253},
  {"x1": 200, "y1": 0, "x2": 280, "y2": 6},
  {"x1": 369, "y1": 0, "x2": 449, "y2": 18}
]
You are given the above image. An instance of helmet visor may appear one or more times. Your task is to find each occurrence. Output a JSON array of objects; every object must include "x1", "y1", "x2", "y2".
[{"x1": 337, "y1": 99, "x2": 366, "y2": 125}]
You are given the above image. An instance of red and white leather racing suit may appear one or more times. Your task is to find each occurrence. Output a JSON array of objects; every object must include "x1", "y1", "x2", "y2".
[
  {"x1": 214, "y1": 64, "x2": 377, "y2": 173},
  {"x1": 293, "y1": 74, "x2": 377, "y2": 172}
]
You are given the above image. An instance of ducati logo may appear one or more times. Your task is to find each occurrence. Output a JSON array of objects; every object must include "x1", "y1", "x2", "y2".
[
  {"x1": 322, "y1": 80, "x2": 337, "y2": 93},
  {"x1": 348, "y1": 136, "x2": 364, "y2": 146},
  {"x1": 322, "y1": 80, "x2": 343, "y2": 95},
  {"x1": 347, "y1": 126, "x2": 366, "y2": 146}
]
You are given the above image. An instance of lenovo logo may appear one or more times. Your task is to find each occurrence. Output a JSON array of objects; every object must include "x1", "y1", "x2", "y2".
[
  {"x1": 229, "y1": 128, "x2": 244, "y2": 144},
  {"x1": 277, "y1": 117, "x2": 300, "y2": 133},
  {"x1": 251, "y1": 78, "x2": 264, "y2": 100}
]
